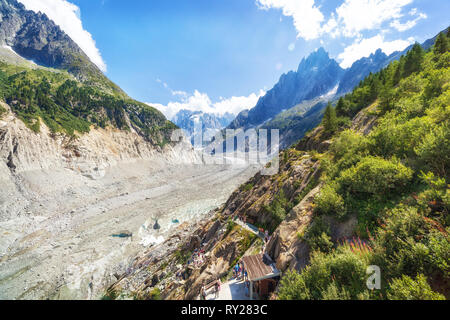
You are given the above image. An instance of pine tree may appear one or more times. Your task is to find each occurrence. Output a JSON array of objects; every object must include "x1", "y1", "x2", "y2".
[
  {"x1": 403, "y1": 43, "x2": 424, "y2": 77},
  {"x1": 335, "y1": 97, "x2": 346, "y2": 116},
  {"x1": 393, "y1": 57, "x2": 404, "y2": 86},
  {"x1": 434, "y1": 32, "x2": 449, "y2": 55},
  {"x1": 369, "y1": 76, "x2": 381, "y2": 101},
  {"x1": 323, "y1": 103, "x2": 337, "y2": 133}
]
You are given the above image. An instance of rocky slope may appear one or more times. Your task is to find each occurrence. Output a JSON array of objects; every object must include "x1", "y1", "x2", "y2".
[
  {"x1": 104, "y1": 28, "x2": 449, "y2": 301},
  {"x1": 104, "y1": 102, "x2": 377, "y2": 300},
  {"x1": 0, "y1": 101, "x2": 201, "y2": 217}
]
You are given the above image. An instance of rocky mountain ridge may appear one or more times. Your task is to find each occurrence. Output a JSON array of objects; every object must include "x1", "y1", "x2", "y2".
[
  {"x1": 172, "y1": 109, "x2": 235, "y2": 145},
  {"x1": 0, "y1": 0, "x2": 119, "y2": 92},
  {"x1": 226, "y1": 33, "x2": 442, "y2": 149},
  {"x1": 228, "y1": 48, "x2": 344, "y2": 131}
]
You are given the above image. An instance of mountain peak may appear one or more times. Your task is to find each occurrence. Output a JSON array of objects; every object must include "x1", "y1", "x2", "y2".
[
  {"x1": 369, "y1": 48, "x2": 388, "y2": 61},
  {"x1": 0, "y1": 0, "x2": 125, "y2": 96},
  {"x1": 297, "y1": 47, "x2": 335, "y2": 73}
]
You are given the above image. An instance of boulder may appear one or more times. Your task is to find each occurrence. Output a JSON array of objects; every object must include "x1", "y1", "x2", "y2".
[
  {"x1": 187, "y1": 235, "x2": 201, "y2": 251},
  {"x1": 203, "y1": 220, "x2": 221, "y2": 243}
]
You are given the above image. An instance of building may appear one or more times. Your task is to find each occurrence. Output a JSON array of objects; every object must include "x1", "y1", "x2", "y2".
[{"x1": 240, "y1": 253, "x2": 281, "y2": 300}]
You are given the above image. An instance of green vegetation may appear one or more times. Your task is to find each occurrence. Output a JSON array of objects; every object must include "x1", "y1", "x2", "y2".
[
  {"x1": 0, "y1": 61, "x2": 175, "y2": 144},
  {"x1": 263, "y1": 189, "x2": 294, "y2": 232},
  {"x1": 147, "y1": 288, "x2": 162, "y2": 300},
  {"x1": 322, "y1": 102, "x2": 338, "y2": 134},
  {"x1": 302, "y1": 217, "x2": 334, "y2": 253},
  {"x1": 174, "y1": 248, "x2": 192, "y2": 265},
  {"x1": 278, "y1": 31, "x2": 450, "y2": 300},
  {"x1": 294, "y1": 173, "x2": 320, "y2": 205},
  {"x1": 223, "y1": 225, "x2": 258, "y2": 280},
  {"x1": 240, "y1": 182, "x2": 254, "y2": 192},
  {"x1": 0, "y1": 104, "x2": 6, "y2": 118},
  {"x1": 279, "y1": 246, "x2": 373, "y2": 300},
  {"x1": 101, "y1": 288, "x2": 119, "y2": 300},
  {"x1": 387, "y1": 274, "x2": 445, "y2": 300},
  {"x1": 225, "y1": 218, "x2": 236, "y2": 237}
]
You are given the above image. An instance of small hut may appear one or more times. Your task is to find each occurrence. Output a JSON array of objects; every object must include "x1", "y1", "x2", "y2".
[{"x1": 240, "y1": 253, "x2": 280, "y2": 300}]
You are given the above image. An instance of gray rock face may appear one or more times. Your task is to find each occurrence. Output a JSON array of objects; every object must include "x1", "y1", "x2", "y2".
[
  {"x1": 337, "y1": 49, "x2": 389, "y2": 95},
  {"x1": 0, "y1": 0, "x2": 102, "y2": 81}
]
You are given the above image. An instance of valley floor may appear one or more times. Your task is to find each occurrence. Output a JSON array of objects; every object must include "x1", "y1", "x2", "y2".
[{"x1": 0, "y1": 161, "x2": 258, "y2": 300}]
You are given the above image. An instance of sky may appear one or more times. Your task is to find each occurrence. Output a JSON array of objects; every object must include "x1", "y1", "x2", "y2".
[{"x1": 18, "y1": 0, "x2": 450, "y2": 119}]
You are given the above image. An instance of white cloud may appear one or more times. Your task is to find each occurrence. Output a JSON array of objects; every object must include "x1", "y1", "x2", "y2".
[
  {"x1": 338, "y1": 35, "x2": 414, "y2": 68},
  {"x1": 256, "y1": 0, "x2": 422, "y2": 41},
  {"x1": 148, "y1": 90, "x2": 265, "y2": 120},
  {"x1": 256, "y1": 0, "x2": 325, "y2": 40},
  {"x1": 18, "y1": 0, "x2": 107, "y2": 72},
  {"x1": 333, "y1": 0, "x2": 413, "y2": 37},
  {"x1": 214, "y1": 90, "x2": 266, "y2": 115},
  {"x1": 390, "y1": 10, "x2": 427, "y2": 32}
]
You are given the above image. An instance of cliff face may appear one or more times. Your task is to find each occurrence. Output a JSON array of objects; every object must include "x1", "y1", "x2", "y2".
[
  {"x1": 0, "y1": 103, "x2": 198, "y2": 173},
  {"x1": 0, "y1": 102, "x2": 200, "y2": 220},
  {"x1": 0, "y1": 0, "x2": 105, "y2": 83},
  {"x1": 265, "y1": 105, "x2": 378, "y2": 273}
]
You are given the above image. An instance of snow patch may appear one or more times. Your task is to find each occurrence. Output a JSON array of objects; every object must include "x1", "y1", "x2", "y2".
[{"x1": 2, "y1": 45, "x2": 37, "y2": 65}]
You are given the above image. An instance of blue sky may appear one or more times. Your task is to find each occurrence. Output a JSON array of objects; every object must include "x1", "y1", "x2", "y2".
[{"x1": 18, "y1": 0, "x2": 450, "y2": 118}]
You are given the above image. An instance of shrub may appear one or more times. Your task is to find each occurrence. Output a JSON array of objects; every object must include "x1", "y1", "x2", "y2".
[
  {"x1": 148, "y1": 287, "x2": 162, "y2": 300},
  {"x1": 330, "y1": 130, "x2": 369, "y2": 161},
  {"x1": 225, "y1": 219, "x2": 236, "y2": 236},
  {"x1": 369, "y1": 116, "x2": 432, "y2": 159},
  {"x1": 427, "y1": 232, "x2": 450, "y2": 278},
  {"x1": 303, "y1": 217, "x2": 334, "y2": 253},
  {"x1": 415, "y1": 124, "x2": 450, "y2": 177},
  {"x1": 263, "y1": 189, "x2": 293, "y2": 231},
  {"x1": 174, "y1": 249, "x2": 192, "y2": 265},
  {"x1": 374, "y1": 206, "x2": 427, "y2": 272},
  {"x1": 337, "y1": 156, "x2": 414, "y2": 198},
  {"x1": 295, "y1": 247, "x2": 369, "y2": 300},
  {"x1": 322, "y1": 103, "x2": 338, "y2": 134},
  {"x1": 0, "y1": 104, "x2": 6, "y2": 118},
  {"x1": 240, "y1": 183, "x2": 254, "y2": 192},
  {"x1": 417, "y1": 172, "x2": 450, "y2": 214},
  {"x1": 278, "y1": 270, "x2": 310, "y2": 300},
  {"x1": 321, "y1": 281, "x2": 352, "y2": 300},
  {"x1": 314, "y1": 184, "x2": 346, "y2": 219},
  {"x1": 373, "y1": 205, "x2": 449, "y2": 281},
  {"x1": 387, "y1": 274, "x2": 445, "y2": 300}
]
